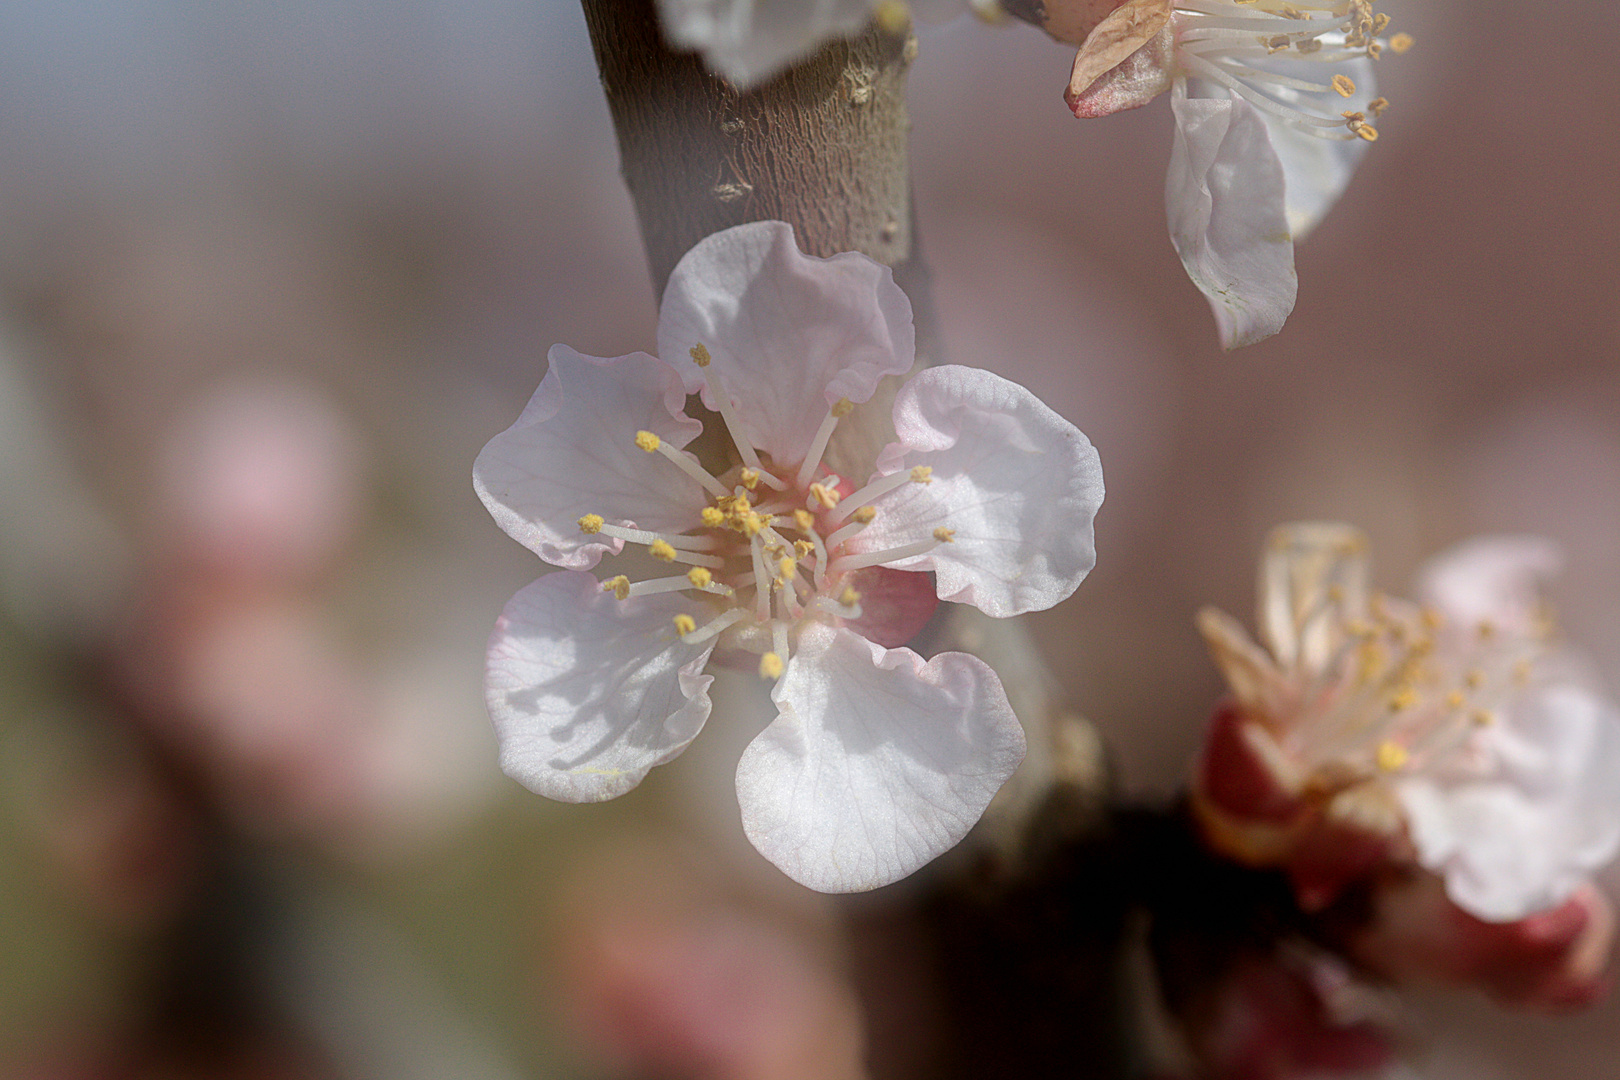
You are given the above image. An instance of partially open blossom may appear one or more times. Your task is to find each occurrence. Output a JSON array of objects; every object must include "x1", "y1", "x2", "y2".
[
  {"x1": 476, "y1": 220, "x2": 1103, "y2": 892},
  {"x1": 657, "y1": 0, "x2": 975, "y2": 88},
  {"x1": 1056, "y1": 0, "x2": 1409, "y2": 348},
  {"x1": 1194, "y1": 523, "x2": 1620, "y2": 924}
]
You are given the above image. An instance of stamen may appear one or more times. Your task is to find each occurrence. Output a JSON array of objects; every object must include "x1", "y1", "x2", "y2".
[
  {"x1": 1331, "y1": 73, "x2": 1356, "y2": 96},
  {"x1": 829, "y1": 534, "x2": 945, "y2": 574},
  {"x1": 1375, "y1": 741, "x2": 1408, "y2": 771},
  {"x1": 759, "y1": 652, "x2": 784, "y2": 680},
  {"x1": 808, "y1": 482, "x2": 841, "y2": 510},
  {"x1": 751, "y1": 537, "x2": 772, "y2": 621},
  {"x1": 624, "y1": 574, "x2": 733, "y2": 599},
  {"x1": 794, "y1": 398, "x2": 854, "y2": 489},
  {"x1": 689, "y1": 344, "x2": 763, "y2": 470},
  {"x1": 829, "y1": 468, "x2": 931, "y2": 526},
  {"x1": 679, "y1": 608, "x2": 750, "y2": 646},
  {"x1": 602, "y1": 575, "x2": 631, "y2": 601},
  {"x1": 583, "y1": 518, "x2": 719, "y2": 554},
  {"x1": 773, "y1": 621, "x2": 791, "y2": 669},
  {"x1": 673, "y1": 614, "x2": 697, "y2": 637},
  {"x1": 637, "y1": 431, "x2": 730, "y2": 498},
  {"x1": 1388, "y1": 31, "x2": 1412, "y2": 53}
]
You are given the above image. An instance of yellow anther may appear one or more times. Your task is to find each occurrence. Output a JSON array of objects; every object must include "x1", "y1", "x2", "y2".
[
  {"x1": 673, "y1": 614, "x2": 697, "y2": 637},
  {"x1": 778, "y1": 556, "x2": 797, "y2": 578},
  {"x1": 578, "y1": 514, "x2": 606, "y2": 534},
  {"x1": 1355, "y1": 641, "x2": 1387, "y2": 682},
  {"x1": 687, "y1": 567, "x2": 713, "y2": 588},
  {"x1": 1388, "y1": 686, "x2": 1418, "y2": 712},
  {"x1": 1371, "y1": 12, "x2": 1390, "y2": 33},
  {"x1": 793, "y1": 509, "x2": 815, "y2": 532},
  {"x1": 1347, "y1": 119, "x2": 1379, "y2": 142},
  {"x1": 1389, "y1": 32, "x2": 1413, "y2": 53},
  {"x1": 831, "y1": 397, "x2": 855, "y2": 418},
  {"x1": 690, "y1": 343, "x2": 712, "y2": 367},
  {"x1": 739, "y1": 510, "x2": 765, "y2": 537},
  {"x1": 634, "y1": 430, "x2": 661, "y2": 452},
  {"x1": 1444, "y1": 690, "x2": 1466, "y2": 709},
  {"x1": 872, "y1": 0, "x2": 909, "y2": 33},
  {"x1": 910, "y1": 465, "x2": 933, "y2": 485},
  {"x1": 1471, "y1": 709, "x2": 1496, "y2": 727},
  {"x1": 1376, "y1": 741, "x2": 1409, "y2": 772},
  {"x1": 839, "y1": 586, "x2": 861, "y2": 607},
  {"x1": 701, "y1": 506, "x2": 725, "y2": 527},
  {"x1": 1263, "y1": 33, "x2": 1291, "y2": 52},
  {"x1": 1331, "y1": 74, "x2": 1356, "y2": 97},
  {"x1": 794, "y1": 540, "x2": 814, "y2": 559},
  {"x1": 1278, "y1": 3, "x2": 1304, "y2": 19},
  {"x1": 649, "y1": 539, "x2": 677, "y2": 562},
  {"x1": 603, "y1": 575, "x2": 631, "y2": 601},
  {"x1": 933, "y1": 526, "x2": 956, "y2": 543},
  {"x1": 740, "y1": 467, "x2": 761, "y2": 490},
  {"x1": 759, "y1": 652, "x2": 785, "y2": 679},
  {"x1": 1295, "y1": 37, "x2": 1322, "y2": 53},
  {"x1": 809, "y1": 482, "x2": 840, "y2": 508},
  {"x1": 1465, "y1": 668, "x2": 1486, "y2": 690},
  {"x1": 845, "y1": 506, "x2": 874, "y2": 526}
]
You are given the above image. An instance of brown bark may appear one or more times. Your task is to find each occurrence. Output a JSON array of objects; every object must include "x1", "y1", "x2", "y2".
[{"x1": 578, "y1": 0, "x2": 934, "y2": 346}]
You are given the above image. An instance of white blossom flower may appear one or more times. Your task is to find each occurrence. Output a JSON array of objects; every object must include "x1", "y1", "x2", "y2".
[
  {"x1": 475, "y1": 220, "x2": 1104, "y2": 892},
  {"x1": 1063, "y1": 0, "x2": 1410, "y2": 348},
  {"x1": 657, "y1": 0, "x2": 974, "y2": 89},
  {"x1": 1197, "y1": 523, "x2": 1620, "y2": 922}
]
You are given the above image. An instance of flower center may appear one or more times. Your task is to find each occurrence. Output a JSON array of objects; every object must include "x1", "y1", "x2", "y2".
[
  {"x1": 1172, "y1": 0, "x2": 1410, "y2": 141},
  {"x1": 1287, "y1": 593, "x2": 1552, "y2": 785},
  {"x1": 577, "y1": 343, "x2": 953, "y2": 679}
]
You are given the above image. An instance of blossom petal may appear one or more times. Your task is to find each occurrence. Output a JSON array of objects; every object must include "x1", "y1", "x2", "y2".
[
  {"x1": 1247, "y1": 51, "x2": 1375, "y2": 238},
  {"x1": 1397, "y1": 683, "x2": 1620, "y2": 922},
  {"x1": 474, "y1": 346, "x2": 706, "y2": 569},
  {"x1": 735, "y1": 622, "x2": 1025, "y2": 892},
  {"x1": 486, "y1": 572, "x2": 717, "y2": 802},
  {"x1": 657, "y1": 221, "x2": 915, "y2": 468},
  {"x1": 1166, "y1": 91, "x2": 1297, "y2": 350},
  {"x1": 844, "y1": 365, "x2": 1103, "y2": 617},
  {"x1": 656, "y1": 0, "x2": 878, "y2": 89},
  {"x1": 1417, "y1": 535, "x2": 1562, "y2": 639}
]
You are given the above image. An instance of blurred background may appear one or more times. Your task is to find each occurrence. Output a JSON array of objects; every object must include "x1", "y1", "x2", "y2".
[{"x1": 0, "y1": 1, "x2": 1616, "y2": 1077}]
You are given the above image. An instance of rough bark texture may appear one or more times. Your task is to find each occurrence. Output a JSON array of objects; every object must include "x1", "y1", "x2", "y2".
[{"x1": 579, "y1": 0, "x2": 935, "y2": 348}]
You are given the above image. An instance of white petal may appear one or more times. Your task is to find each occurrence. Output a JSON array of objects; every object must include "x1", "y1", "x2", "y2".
[
  {"x1": 658, "y1": 221, "x2": 915, "y2": 467},
  {"x1": 844, "y1": 366, "x2": 1104, "y2": 617},
  {"x1": 1398, "y1": 683, "x2": 1620, "y2": 921},
  {"x1": 1417, "y1": 535, "x2": 1562, "y2": 638},
  {"x1": 657, "y1": 0, "x2": 879, "y2": 89},
  {"x1": 1166, "y1": 91, "x2": 1297, "y2": 350},
  {"x1": 486, "y1": 572, "x2": 717, "y2": 802},
  {"x1": 1236, "y1": 51, "x2": 1374, "y2": 237},
  {"x1": 473, "y1": 346, "x2": 706, "y2": 569},
  {"x1": 736, "y1": 623, "x2": 1025, "y2": 892}
]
